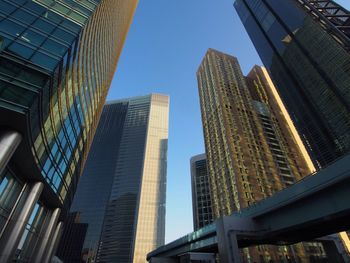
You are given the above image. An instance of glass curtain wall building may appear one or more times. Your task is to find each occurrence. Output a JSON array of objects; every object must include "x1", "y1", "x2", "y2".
[
  {"x1": 60, "y1": 94, "x2": 169, "y2": 263},
  {"x1": 197, "y1": 49, "x2": 332, "y2": 262},
  {"x1": 0, "y1": 0, "x2": 138, "y2": 262},
  {"x1": 234, "y1": 0, "x2": 350, "y2": 169},
  {"x1": 190, "y1": 154, "x2": 214, "y2": 231},
  {"x1": 56, "y1": 212, "x2": 88, "y2": 263}
]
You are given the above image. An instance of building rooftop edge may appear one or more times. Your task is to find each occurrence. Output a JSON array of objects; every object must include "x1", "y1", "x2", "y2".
[
  {"x1": 105, "y1": 93, "x2": 169, "y2": 105},
  {"x1": 190, "y1": 153, "x2": 206, "y2": 163}
]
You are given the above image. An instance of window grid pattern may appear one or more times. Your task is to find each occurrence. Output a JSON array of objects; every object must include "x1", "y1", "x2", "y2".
[
  {"x1": 197, "y1": 49, "x2": 327, "y2": 262},
  {"x1": 190, "y1": 155, "x2": 214, "y2": 231},
  {"x1": 0, "y1": 0, "x2": 138, "y2": 209},
  {"x1": 235, "y1": 0, "x2": 350, "y2": 169},
  {"x1": 96, "y1": 95, "x2": 168, "y2": 263}
]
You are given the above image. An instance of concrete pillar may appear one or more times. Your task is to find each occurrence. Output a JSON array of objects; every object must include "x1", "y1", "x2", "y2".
[
  {"x1": 216, "y1": 215, "x2": 260, "y2": 263},
  {"x1": 32, "y1": 208, "x2": 61, "y2": 263},
  {"x1": 0, "y1": 130, "x2": 22, "y2": 176},
  {"x1": 0, "y1": 182, "x2": 43, "y2": 262},
  {"x1": 44, "y1": 221, "x2": 63, "y2": 263},
  {"x1": 216, "y1": 217, "x2": 242, "y2": 263}
]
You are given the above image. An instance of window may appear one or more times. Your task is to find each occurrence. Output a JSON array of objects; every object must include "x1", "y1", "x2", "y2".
[
  {"x1": 0, "y1": 19, "x2": 25, "y2": 37},
  {"x1": 33, "y1": 18, "x2": 56, "y2": 34},
  {"x1": 20, "y1": 30, "x2": 45, "y2": 46},
  {"x1": 42, "y1": 38, "x2": 67, "y2": 56},
  {"x1": 52, "y1": 28, "x2": 76, "y2": 44},
  {"x1": 31, "y1": 51, "x2": 59, "y2": 71},
  {"x1": 0, "y1": 2, "x2": 16, "y2": 15},
  {"x1": 7, "y1": 42, "x2": 35, "y2": 59},
  {"x1": 0, "y1": 35, "x2": 4, "y2": 51},
  {"x1": 12, "y1": 9, "x2": 36, "y2": 25}
]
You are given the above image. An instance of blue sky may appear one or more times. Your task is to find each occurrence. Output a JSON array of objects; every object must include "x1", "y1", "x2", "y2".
[{"x1": 107, "y1": 0, "x2": 350, "y2": 243}]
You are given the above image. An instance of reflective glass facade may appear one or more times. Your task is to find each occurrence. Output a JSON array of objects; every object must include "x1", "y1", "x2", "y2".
[
  {"x1": 0, "y1": 0, "x2": 138, "y2": 261},
  {"x1": 190, "y1": 154, "x2": 214, "y2": 231},
  {"x1": 61, "y1": 94, "x2": 169, "y2": 263},
  {"x1": 197, "y1": 49, "x2": 329, "y2": 262},
  {"x1": 56, "y1": 212, "x2": 88, "y2": 263},
  {"x1": 0, "y1": 0, "x2": 137, "y2": 204},
  {"x1": 234, "y1": 0, "x2": 350, "y2": 169}
]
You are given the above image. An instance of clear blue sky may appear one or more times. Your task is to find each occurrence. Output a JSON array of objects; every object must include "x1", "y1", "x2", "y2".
[{"x1": 107, "y1": 0, "x2": 350, "y2": 243}]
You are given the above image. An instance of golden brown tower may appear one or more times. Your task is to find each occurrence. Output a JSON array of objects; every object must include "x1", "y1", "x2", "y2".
[{"x1": 197, "y1": 49, "x2": 327, "y2": 262}]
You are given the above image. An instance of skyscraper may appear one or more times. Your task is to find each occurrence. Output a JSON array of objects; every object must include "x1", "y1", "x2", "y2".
[
  {"x1": 59, "y1": 94, "x2": 169, "y2": 263},
  {"x1": 197, "y1": 49, "x2": 330, "y2": 262},
  {"x1": 234, "y1": 0, "x2": 350, "y2": 169},
  {"x1": 190, "y1": 154, "x2": 214, "y2": 230},
  {"x1": 56, "y1": 212, "x2": 88, "y2": 263},
  {"x1": 0, "y1": 0, "x2": 137, "y2": 261}
]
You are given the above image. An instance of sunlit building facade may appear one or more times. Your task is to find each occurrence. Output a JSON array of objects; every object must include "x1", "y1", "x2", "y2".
[
  {"x1": 234, "y1": 0, "x2": 350, "y2": 169},
  {"x1": 0, "y1": 0, "x2": 137, "y2": 261},
  {"x1": 60, "y1": 94, "x2": 169, "y2": 263},
  {"x1": 190, "y1": 154, "x2": 214, "y2": 231},
  {"x1": 197, "y1": 49, "x2": 332, "y2": 262}
]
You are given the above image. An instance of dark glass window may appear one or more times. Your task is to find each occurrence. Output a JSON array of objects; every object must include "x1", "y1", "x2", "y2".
[
  {"x1": 20, "y1": 29, "x2": 45, "y2": 46},
  {"x1": 42, "y1": 38, "x2": 67, "y2": 56},
  {"x1": 0, "y1": 35, "x2": 10, "y2": 51},
  {"x1": 7, "y1": 42, "x2": 35, "y2": 59},
  {"x1": 33, "y1": 18, "x2": 56, "y2": 34},
  {"x1": 0, "y1": 2, "x2": 16, "y2": 15},
  {"x1": 0, "y1": 81, "x2": 36, "y2": 107},
  {"x1": 23, "y1": 2, "x2": 46, "y2": 15},
  {"x1": 266, "y1": 0, "x2": 306, "y2": 32},
  {"x1": 12, "y1": 9, "x2": 37, "y2": 25},
  {"x1": 0, "y1": 19, "x2": 25, "y2": 37},
  {"x1": 61, "y1": 20, "x2": 81, "y2": 34},
  {"x1": 52, "y1": 28, "x2": 76, "y2": 44},
  {"x1": 31, "y1": 51, "x2": 59, "y2": 71}
]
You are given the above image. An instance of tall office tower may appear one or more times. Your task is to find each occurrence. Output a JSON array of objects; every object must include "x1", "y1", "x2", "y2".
[
  {"x1": 0, "y1": 0, "x2": 137, "y2": 262},
  {"x1": 234, "y1": 0, "x2": 350, "y2": 169},
  {"x1": 59, "y1": 94, "x2": 169, "y2": 263},
  {"x1": 197, "y1": 49, "x2": 331, "y2": 262},
  {"x1": 56, "y1": 212, "x2": 88, "y2": 263},
  {"x1": 190, "y1": 154, "x2": 214, "y2": 230}
]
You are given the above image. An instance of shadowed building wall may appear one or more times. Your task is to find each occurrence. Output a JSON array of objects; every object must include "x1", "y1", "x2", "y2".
[
  {"x1": 234, "y1": 0, "x2": 350, "y2": 169},
  {"x1": 190, "y1": 154, "x2": 214, "y2": 231},
  {"x1": 56, "y1": 212, "x2": 87, "y2": 263}
]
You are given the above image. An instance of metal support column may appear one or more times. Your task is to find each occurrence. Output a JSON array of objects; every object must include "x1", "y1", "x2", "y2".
[
  {"x1": 0, "y1": 182, "x2": 43, "y2": 262},
  {"x1": 32, "y1": 208, "x2": 61, "y2": 263},
  {"x1": 44, "y1": 221, "x2": 63, "y2": 263},
  {"x1": 0, "y1": 130, "x2": 22, "y2": 176}
]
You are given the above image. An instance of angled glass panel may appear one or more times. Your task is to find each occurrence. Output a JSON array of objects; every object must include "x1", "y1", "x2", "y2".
[
  {"x1": 0, "y1": 2, "x2": 16, "y2": 15},
  {"x1": 41, "y1": 38, "x2": 68, "y2": 56},
  {"x1": 0, "y1": 19, "x2": 26, "y2": 37},
  {"x1": 7, "y1": 42, "x2": 35, "y2": 59},
  {"x1": 20, "y1": 29, "x2": 46, "y2": 46},
  {"x1": 33, "y1": 18, "x2": 56, "y2": 34},
  {"x1": 12, "y1": 9, "x2": 37, "y2": 25},
  {"x1": 31, "y1": 51, "x2": 59, "y2": 71}
]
